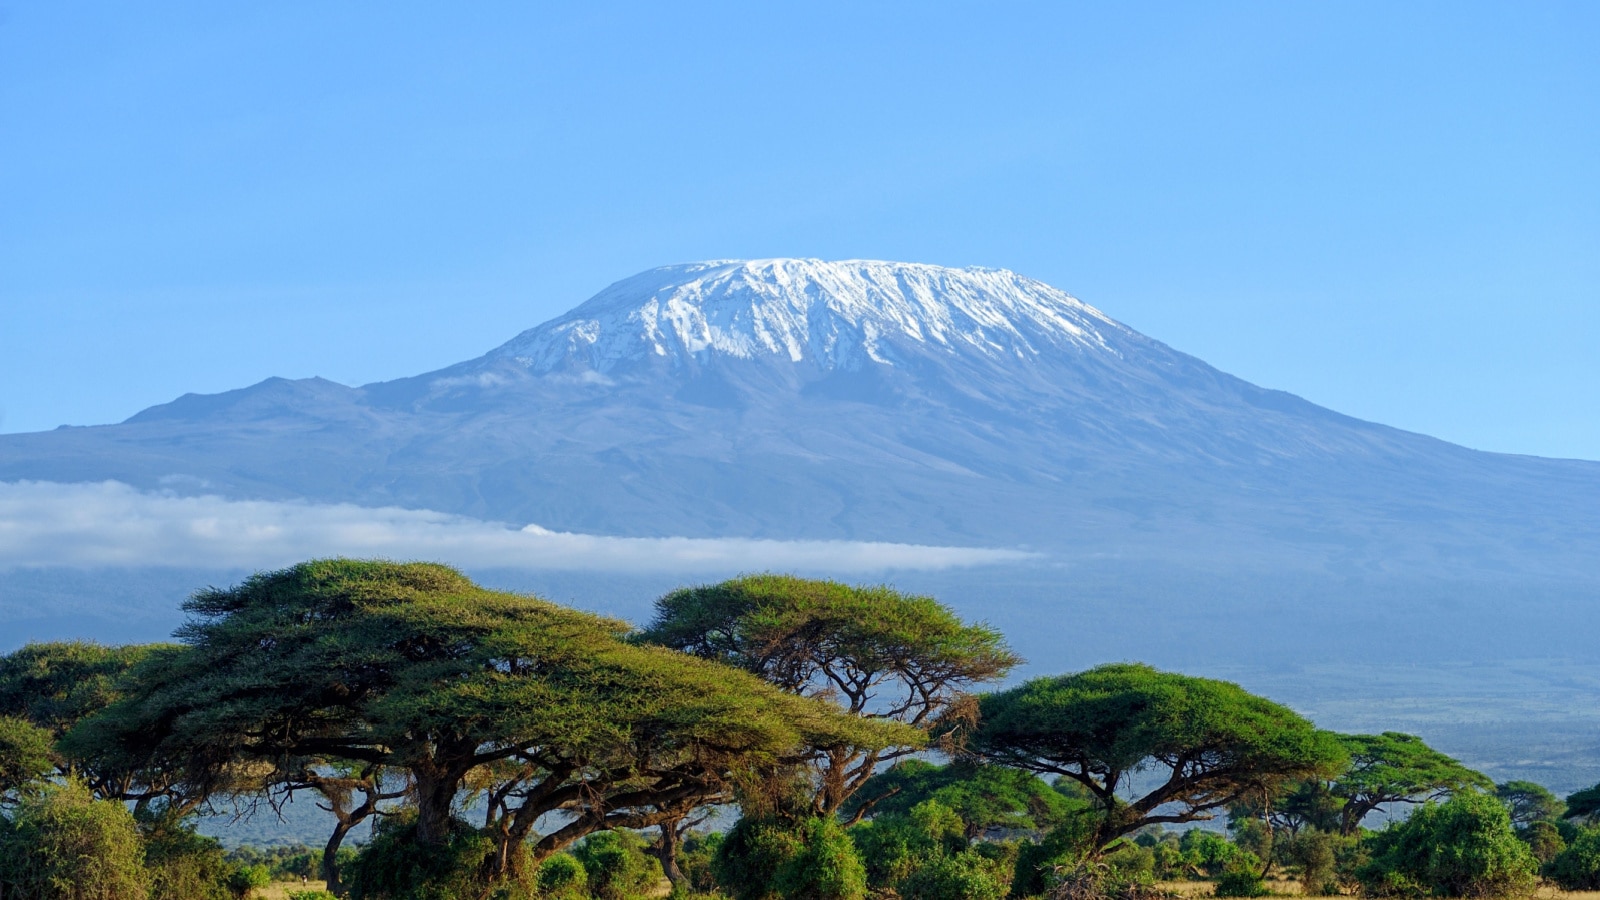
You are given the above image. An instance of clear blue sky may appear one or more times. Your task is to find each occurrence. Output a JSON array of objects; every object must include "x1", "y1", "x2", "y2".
[{"x1": 3, "y1": 2, "x2": 1596, "y2": 459}]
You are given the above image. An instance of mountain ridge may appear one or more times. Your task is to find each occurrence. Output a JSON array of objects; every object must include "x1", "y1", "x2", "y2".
[{"x1": 3, "y1": 258, "x2": 1598, "y2": 581}]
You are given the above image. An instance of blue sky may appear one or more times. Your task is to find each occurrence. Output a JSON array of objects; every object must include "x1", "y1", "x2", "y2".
[{"x1": 2, "y1": 2, "x2": 1596, "y2": 459}]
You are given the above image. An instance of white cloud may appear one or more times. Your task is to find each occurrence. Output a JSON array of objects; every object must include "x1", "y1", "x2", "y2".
[{"x1": 0, "y1": 481, "x2": 1038, "y2": 573}]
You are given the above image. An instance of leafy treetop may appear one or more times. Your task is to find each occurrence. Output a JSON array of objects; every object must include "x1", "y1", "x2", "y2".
[
  {"x1": 69, "y1": 559, "x2": 905, "y2": 885},
  {"x1": 970, "y1": 663, "x2": 1347, "y2": 850},
  {"x1": 639, "y1": 574, "x2": 1017, "y2": 816},
  {"x1": 1328, "y1": 732, "x2": 1492, "y2": 834}
]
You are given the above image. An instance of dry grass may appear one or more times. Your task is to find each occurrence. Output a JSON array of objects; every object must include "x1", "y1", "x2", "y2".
[
  {"x1": 252, "y1": 881, "x2": 329, "y2": 900},
  {"x1": 1157, "y1": 882, "x2": 1600, "y2": 900}
]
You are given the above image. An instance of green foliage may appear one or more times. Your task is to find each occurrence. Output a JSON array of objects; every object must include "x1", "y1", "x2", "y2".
[
  {"x1": 288, "y1": 892, "x2": 339, "y2": 900},
  {"x1": 0, "y1": 641, "x2": 161, "y2": 738},
  {"x1": 534, "y1": 851, "x2": 589, "y2": 899},
  {"x1": 1213, "y1": 870, "x2": 1270, "y2": 897},
  {"x1": 770, "y1": 816, "x2": 867, "y2": 900},
  {"x1": 139, "y1": 809, "x2": 234, "y2": 900},
  {"x1": 896, "y1": 850, "x2": 1009, "y2": 900},
  {"x1": 972, "y1": 664, "x2": 1347, "y2": 850},
  {"x1": 1358, "y1": 791, "x2": 1537, "y2": 898},
  {"x1": 1544, "y1": 826, "x2": 1600, "y2": 890},
  {"x1": 226, "y1": 864, "x2": 272, "y2": 898},
  {"x1": 1330, "y1": 733, "x2": 1493, "y2": 835},
  {"x1": 848, "y1": 759, "x2": 1085, "y2": 837},
  {"x1": 75, "y1": 559, "x2": 882, "y2": 893},
  {"x1": 640, "y1": 574, "x2": 1014, "y2": 813},
  {"x1": 0, "y1": 714, "x2": 54, "y2": 799},
  {"x1": 1012, "y1": 817, "x2": 1100, "y2": 896},
  {"x1": 679, "y1": 831, "x2": 725, "y2": 894},
  {"x1": 1565, "y1": 783, "x2": 1600, "y2": 821},
  {"x1": 0, "y1": 777, "x2": 149, "y2": 900},
  {"x1": 1281, "y1": 829, "x2": 1346, "y2": 895},
  {"x1": 1494, "y1": 781, "x2": 1563, "y2": 827},
  {"x1": 1180, "y1": 829, "x2": 1259, "y2": 879},
  {"x1": 1520, "y1": 820, "x2": 1565, "y2": 864},
  {"x1": 713, "y1": 817, "x2": 804, "y2": 900},
  {"x1": 574, "y1": 830, "x2": 664, "y2": 900},
  {"x1": 344, "y1": 813, "x2": 501, "y2": 900},
  {"x1": 851, "y1": 799, "x2": 967, "y2": 888},
  {"x1": 713, "y1": 816, "x2": 865, "y2": 900}
]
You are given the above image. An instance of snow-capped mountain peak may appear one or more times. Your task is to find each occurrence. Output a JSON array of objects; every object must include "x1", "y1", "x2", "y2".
[{"x1": 490, "y1": 259, "x2": 1125, "y2": 374}]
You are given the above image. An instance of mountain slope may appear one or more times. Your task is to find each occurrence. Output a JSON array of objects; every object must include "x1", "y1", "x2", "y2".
[{"x1": 3, "y1": 259, "x2": 1598, "y2": 579}]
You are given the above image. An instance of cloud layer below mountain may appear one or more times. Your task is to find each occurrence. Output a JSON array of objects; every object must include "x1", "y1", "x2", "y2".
[{"x1": 0, "y1": 481, "x2": 1036, "y2": 573}]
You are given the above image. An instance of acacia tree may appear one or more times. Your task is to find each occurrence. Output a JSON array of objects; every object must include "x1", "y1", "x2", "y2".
[
  {"x1": 1326, "y1": 732, "x2": 1492, "y2": 835},
  {"x1": 969, "y1": 663, "x2": 1347, "y2": 852},
  {"x1": 1497, "y1": 780, "x2": 1564, "y2": 828},
  {"x1": 638, "y1": 574, "x2": 1019, "y2": 819},
  {"x1": 72, "y1": 560, "x2": 895, "y2": 889}
]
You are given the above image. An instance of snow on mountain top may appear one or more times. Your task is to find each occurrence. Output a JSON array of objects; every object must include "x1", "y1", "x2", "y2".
[{"x1": 491, "y1": 259, "x2": 1127, "y2": 374}]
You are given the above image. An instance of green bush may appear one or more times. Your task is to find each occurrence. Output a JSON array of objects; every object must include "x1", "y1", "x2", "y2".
[
  {"x1": 574, "y1": 830, "x2": 664, "y2": 900},
  {"x1": 1358, "y1": 792, "x2": 1537, "y2": 898},
  {"x1": 139, "y1": 809, "x2": 234, "y2": 900},
  {"x1": 851, "y1": 800, "x2": 966, "y2": 890},
  {"x1": 896, "y1": 850, "x2": 1008, "y2": 900},
  {"x1": 1011, "y1": 818, "x2": 1097, "y2": 898},
  {"x1": 1180, "y1": 829, "x2": 1258, "y2": 878},
  {"x1": 1544, "y1": 826, "x2": 1600, "y2": 890},
  {"x1": 713, "y1": 818, "x2": 803, "y2": 900},
  {"x1": 344, "y1": 814, "x2": 502, "y2": 900},
  {"x1": 535, "y1": 852, "x2": 588, "y2": 899},
  {"x1": 771, "y1": 817, "x2": 867, "y2": 900},
  {"x1": 1213, "y1": 870, "x2": 1270, "y2": 897},
  {"x1": 1282, "y1": 829, "x2": 1341, "y2": 895},
  {"x1": 1522, "y1": 820, "x2": 1566, "y2": 864},
  {"x1": 227, "y1": 864, "x2": 273, "y2": 898},
  {"x1": 287, "y1": 892, "x2": 339, "y2": 900},
  {"x1": 0, "y1": 778, "x2": 149, "y2": 900},
  {"x1": 680, "y1": 831, "x2": 725, "y2": 894}
]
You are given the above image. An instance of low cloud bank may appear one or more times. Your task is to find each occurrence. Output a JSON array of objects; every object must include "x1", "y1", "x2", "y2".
[{"x1": 0, "y1": 481, "x2": 1037, "y2": 573}]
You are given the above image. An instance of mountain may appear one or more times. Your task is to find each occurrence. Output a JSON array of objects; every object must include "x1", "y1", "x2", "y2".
[{"x1": 4, "y1": 258, "x2": 1600, "y2": 579}]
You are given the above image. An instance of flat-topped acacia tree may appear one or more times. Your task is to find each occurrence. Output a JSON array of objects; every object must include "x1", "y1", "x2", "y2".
[
  {"x1": 637, "y1": 574, "x2": 1019, "y2": 818},
  {"x1": 68, "y1": 560, "x2": 899, "y2": 886},
  {"x1": 970, "y1": 663, "x2": 1347, "y2": 853},
  {"x1": 1327, "y1": 732, "x2": 1493, "y2": 835}
]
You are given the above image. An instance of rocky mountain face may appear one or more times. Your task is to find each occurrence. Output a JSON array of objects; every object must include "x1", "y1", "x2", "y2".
[{"x1": 4, "y1": 258, "x2": 1599, "y2": 579}]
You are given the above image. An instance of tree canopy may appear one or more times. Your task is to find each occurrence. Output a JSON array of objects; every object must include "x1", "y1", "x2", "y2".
[
  {"x1": 1496, "y1": 780, "x2": 1564, "y2": 827},
  {"x1": 844, "y1": 758, "x2": 1084, "y2": 838},
  {"x1": 71, "y1": 560, "x2": 901, "y2": 887},
  {"x1": 969, "y1": 663, "x2": 1347, "y2": 850},
  {"x1": 1327, "y1": 732, "x2": 1492, "y2": 835},
  {"x1": 638, "y1": 574, "x2": 1018, "y2": 817}
]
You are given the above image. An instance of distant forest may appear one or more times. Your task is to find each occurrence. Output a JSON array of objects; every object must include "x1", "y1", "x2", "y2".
[{"x1": 5, "y1": 559, "x2": 1600, "y2": 900}]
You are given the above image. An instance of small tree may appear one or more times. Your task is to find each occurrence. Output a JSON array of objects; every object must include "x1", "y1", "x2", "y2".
[
  {"x1": 1496, "y1": 780, "x2": 1563, "y2": 829},
  {"x1": 1329, "y1": 732, "x2": 1492, "y2": 835},
  {"x1": 0, "y1": 715, "x2": 54, "y2": 803},
  {"x1": 970, "y1": 664, "x2": 1347, "y2": 851},
  {"x1": 0, "y1": 778, "x2": 150, "y2": 900}
]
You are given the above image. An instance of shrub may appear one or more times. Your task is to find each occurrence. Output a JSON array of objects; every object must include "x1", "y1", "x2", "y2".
[
  {"x1": 227, "y1": 864, "x2": 273, "y2": 898},
  {"x1": 896, "y1": 850, "x2": 1008, "y2": 900},
  {"x1": 1213, "y1": 870, "x2": 1270, "y2": 898},
  {"x1": 288, "y1": 892, "x2": 339, "y2": 900},
  {"x1": 535, "y1": 852, "x2": 588, "y2": 899},
  {"x1": 1545, "y1": 826, "x2": 1600, "y2": 890},
  {"x1": 1521, "y1": 820, "x2": 1565, "y2": 864},
  {"x1": 1180, "y1": 829, "x2": 1258, "y2": 878},
  {"x1": 1282, "y1": 829, "x2": 1340, "y2": 895},
  {"x1": 1358, "y1": 792, "x2": 1537, "y2": 898},
  {"x1": 139, "y1": 809, "x2": 234, "y2": 900},
  {"x1": 680, "y1": 831, "x2": 724, "y2": 894},
  {"x1": 713, "y1": 818, "x2": 803, "y2": 900},
  {"x1": 344, "y1": 814, "x2": 500, "y2": 900},
  {"x1": 771, "y1": 817, "x2": 867, "y2": 900},
  {"x1": 0, "y1": 778, "x2": 149, "y2": 900},
  {"x1": 574, "y1": 830, "x2": 664, "y2": 900},
  {"x1": 1011, "y1": 816, "x2": 1098, "y2": 897}
]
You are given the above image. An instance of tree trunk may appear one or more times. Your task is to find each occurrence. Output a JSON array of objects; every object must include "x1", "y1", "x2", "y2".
[
  {"x1": 653, "y1": 819, "x2": 688, "y2": 890},
  {"x1": 414, "y1": 771, "x2": 458, "y2": 846},
  {"x1": 323, "y1": 819, "x2": 354, "y2": 896}
]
